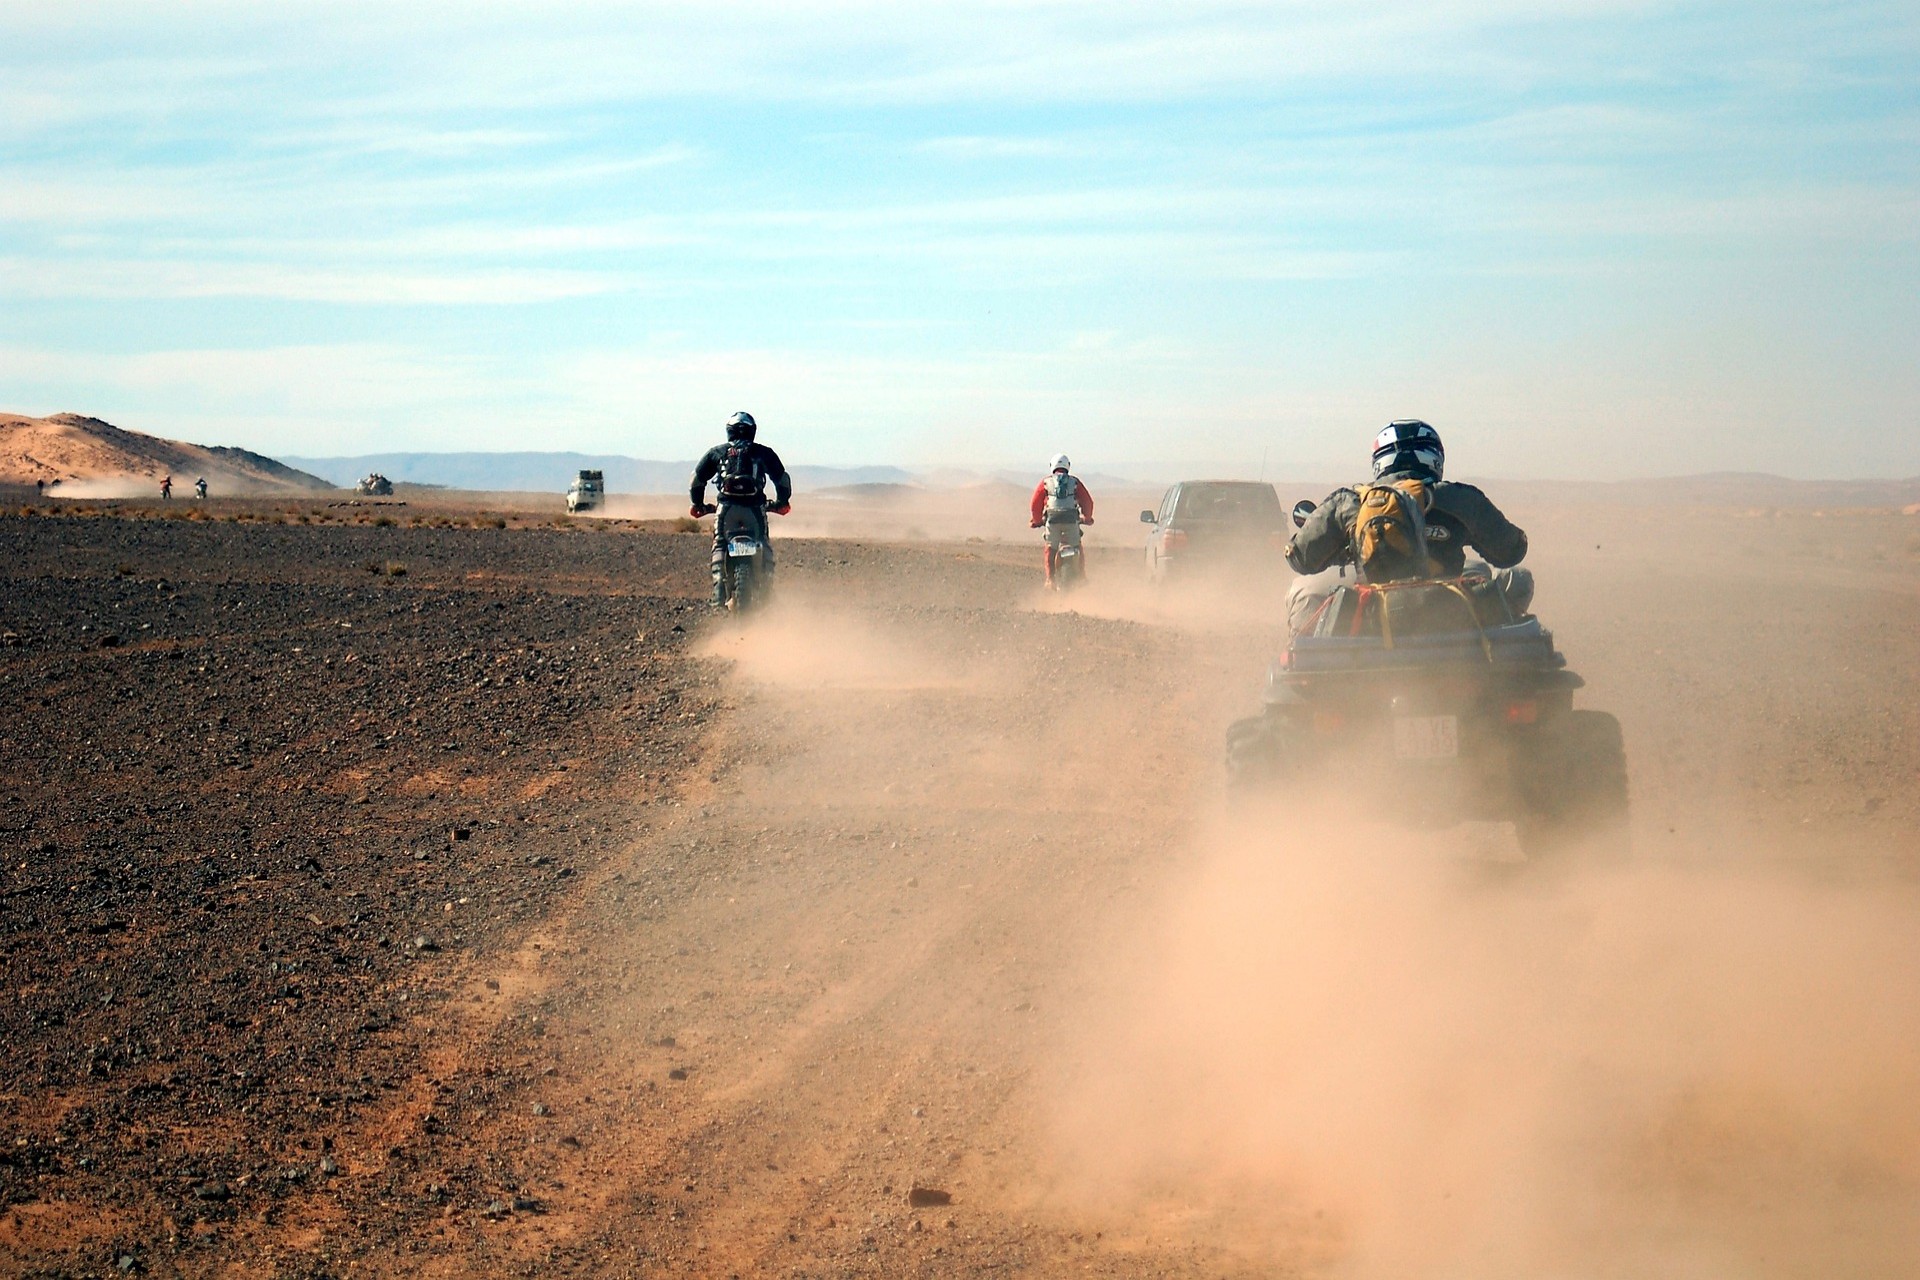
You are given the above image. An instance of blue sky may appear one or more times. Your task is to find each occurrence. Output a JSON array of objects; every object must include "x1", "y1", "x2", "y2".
[{"x1": 1, "y1": 1, "x2": 1915, "y2": 478}]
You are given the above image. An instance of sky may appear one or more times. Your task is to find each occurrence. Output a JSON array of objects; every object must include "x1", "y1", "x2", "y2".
[{"x1": 1, "y1": 0, "x2": 1915, "y2": 480}]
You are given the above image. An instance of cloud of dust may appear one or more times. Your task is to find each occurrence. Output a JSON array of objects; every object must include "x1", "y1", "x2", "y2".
[
  {"x1": 694, "y1": 595, "x2": 987, "y2": 693},
  {"x1": 1050, "y1": 804, "x2": 1920, "y2": 1278},
  {"x1": 40, "y1": 475, "x2": 168, "y2": 499}
]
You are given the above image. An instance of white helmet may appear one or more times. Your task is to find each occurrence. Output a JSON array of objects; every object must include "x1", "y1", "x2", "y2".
[
  {"x1": 1049, "y1": 454, "x2": 1071, "y2": 473},
  {"x1": 1371, "y1": 420, "x2": 1444, "y2": 481}
]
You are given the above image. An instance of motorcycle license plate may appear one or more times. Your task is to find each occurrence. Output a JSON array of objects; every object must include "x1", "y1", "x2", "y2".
[
  {"x1": 1394, "y1": 715, "x2": 1458, "y2": 759},
  {"x1": 727, "y1": 536, "x2": 761, "y2": 557},
  {"x1": 1059, "y1": 546, "x2": 1079, "y2": 557}
]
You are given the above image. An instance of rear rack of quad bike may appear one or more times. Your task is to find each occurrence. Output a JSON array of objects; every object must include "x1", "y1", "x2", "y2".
[{"x1": 1282, "y1": 575, "x2": 1576, "y2": 682}]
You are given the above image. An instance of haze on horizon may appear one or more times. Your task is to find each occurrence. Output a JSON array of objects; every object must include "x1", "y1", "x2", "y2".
[{"x1": 1, "y1": 1, "x2": 1915, "y2": 482}]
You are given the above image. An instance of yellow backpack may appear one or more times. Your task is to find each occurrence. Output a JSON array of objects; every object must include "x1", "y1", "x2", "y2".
[{"x1": 1352, "y1": 478, "x2": 1439, "y2": 581}]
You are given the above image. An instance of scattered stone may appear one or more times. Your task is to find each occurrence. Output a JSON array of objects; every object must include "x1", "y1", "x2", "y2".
[
  {"x1": 191, "y1": 1180, "x2": 229, "y2": 1202},
  {"x1": 412, "y1": 935, "x2": 438, "y2": 952},
  {"x1": 531, "y1": 1102, "x2": 550, "y2": 1117},
  {"x1": 318, "y1": 1157, "x2": 338, "y2": 1176},
  {"x1": 99, "y1": 633, "x2": 123, "y2": 649},
  {"x1": 512, "y1": 1194, "x2": 545, "y2": 1213},
  {"x1": 907, "y1": 1186, "x2": 951, "y2": 1208},
  {"x1": 484, "y1": 1198, "x2": 511, "y2": 1219},
  {"x1": 667, "y1": 1068, "x2": 689, "y2": 1081},
  {"x1": 449, "y1": 827, "x2": 471, "y2": 842},
  {"x1": 116, "y1": 1254, "x2": 140, "y2": 1273}
]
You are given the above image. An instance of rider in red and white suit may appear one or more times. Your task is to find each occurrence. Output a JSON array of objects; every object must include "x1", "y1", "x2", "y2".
[{"x1": 1029, "y1": 455, "x2": 1095, "y2": 586}]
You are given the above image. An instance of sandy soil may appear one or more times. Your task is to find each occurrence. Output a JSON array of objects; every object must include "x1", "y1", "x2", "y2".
[{"x1": 2, "y1": 498, "x2": 1918, "y2": 1278}]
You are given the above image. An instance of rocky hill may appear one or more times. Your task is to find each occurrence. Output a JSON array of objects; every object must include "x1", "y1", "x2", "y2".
[{"x1": 0, "y1": 412, "x2": 333, "y2": 495}]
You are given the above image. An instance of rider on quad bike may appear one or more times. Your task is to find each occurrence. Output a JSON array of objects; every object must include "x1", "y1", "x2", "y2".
[
  {"x1": 1030, "y1": 454, "x2": 1095, "y2": 588},
  {"x1": 1284, "y1": 420, "x2": 1531, "y2": 633},
  {"x1": 690, "y1": 412, "x2": 792, "y2": 606},
  {"x1": 1235, "y1": 420, "x2": 1626, "y2": 859}
]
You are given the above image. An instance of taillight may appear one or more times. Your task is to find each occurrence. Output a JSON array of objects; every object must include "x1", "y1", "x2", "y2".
[
  {"x1": 1503, "y1": 699, "x2": 1539, "y2": 725},
  {"x1": 1163, "y1": 529, "x2": 1188, "y2": 552},
  {"x1": 1312, "y1": 710, "x2": 1344, "y2": 733}
]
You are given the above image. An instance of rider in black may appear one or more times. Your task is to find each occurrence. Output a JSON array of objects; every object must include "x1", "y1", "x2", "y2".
[{"x1": 689, "y1": 412, "x2": 792, "y2": 604}]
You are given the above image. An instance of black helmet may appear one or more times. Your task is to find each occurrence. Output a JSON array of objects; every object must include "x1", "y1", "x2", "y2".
[
  {"x1": 1371, "y1": 419, "x2": 1444, "y2": 481},
  {"x1": 725, "y1": 411, "x2": 757, "y2": 442}
]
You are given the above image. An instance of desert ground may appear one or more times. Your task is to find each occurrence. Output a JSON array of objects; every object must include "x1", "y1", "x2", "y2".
[{"x1": 2, "y1": 491, "x2": 1918, "y2": 1278}]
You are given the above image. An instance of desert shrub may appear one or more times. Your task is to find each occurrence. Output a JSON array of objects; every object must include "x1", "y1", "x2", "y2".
[
  {"x1": 385, "y1": 561, "x2": 408, "y2": 576},
  {"x1": 672, "y1": 516, "x2": 698, "y2": 534},
  {"x1": 373, "y1": 515, "x2": 395, "y2": 528}
]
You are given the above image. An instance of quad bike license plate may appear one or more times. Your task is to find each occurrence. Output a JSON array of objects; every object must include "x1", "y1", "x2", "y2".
[{"x1": 1393, "y1": 714, "x2": 1459, "y2": 759}]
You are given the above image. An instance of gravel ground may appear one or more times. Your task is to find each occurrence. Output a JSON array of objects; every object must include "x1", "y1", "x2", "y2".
[{"x1": 2, "y1": 502, "x2": 1918, "y2": 1279}]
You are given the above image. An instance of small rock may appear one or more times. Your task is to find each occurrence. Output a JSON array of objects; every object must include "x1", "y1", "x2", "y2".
[
  {"x1": 99, "y1": 633, "x2": 122, "y2": 649},
  {"x1": 667, "y1": 1068, "x2": 689, "y2": 1081},
  {"x1": 318, "y1": 1157, "x2": 338, "y2": 1176},
  {"x1": 907, "y1": 1186, "x2": 951, "y2": 1208},
  {"x1": 116, "y1": 1255, "x2": 140, "y2": 1273},
  {"x1": 484, "y1": 1198, "x2": 511, "y2": 1219},
  {"x1": 512, "y1": 1195, "x2": 544, "y2": 1213},
  {"x1": 449, "y1": 828, "x2": 471, "y2": 842},
  {"x1": 531, "y1": 1102, "x2": 550, "y2": 1117},
  {"x1": 412, "y1": 936, "x2": 438, "y2": 952},
  {"x1": 192, "y1": 1180, "x2": 229, "y2": 1202}
]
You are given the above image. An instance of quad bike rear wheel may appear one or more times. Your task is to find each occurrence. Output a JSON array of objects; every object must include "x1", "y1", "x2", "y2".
[{"x1": 1515, "y1": 709, "x2": 1629, "y2": 860}]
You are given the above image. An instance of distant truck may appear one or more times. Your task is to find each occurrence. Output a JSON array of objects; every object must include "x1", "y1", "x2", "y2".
[
  {"x1": 566, "y1": 469, "x2": 604, "y2": 514},
  {"x1": 356, "y1": 473, "x2": 394, "y2": 496}
]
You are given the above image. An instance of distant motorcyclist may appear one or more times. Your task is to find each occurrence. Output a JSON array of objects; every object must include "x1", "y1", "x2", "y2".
[
  {"x1": 193, "y1": 477, "x2": 208, "y2": 500},
  {"x1": 1030, "y1": 454, "x2": 1095, "y2": 588},
  {"x1": 689, "y1": 412, "x2": 792, "y2": 606},
  {"x1": 159, "y1": 474, "x2": 173, "y2": 500},
  {"x1": 1284, "y1": 420, "x2": 1531, "y2": 632}
]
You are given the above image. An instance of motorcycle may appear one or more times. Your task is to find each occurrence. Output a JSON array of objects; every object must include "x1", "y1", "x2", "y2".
[
  {"x1": 1227, "y1": 500, "x2": 1628, "y2": 859},
  {"x1": 1041, "y1": 514, "x2": 1087, "y2": 592},
  {"x1": 710, "y1": 501, "x2": 781, "y2": 613}
]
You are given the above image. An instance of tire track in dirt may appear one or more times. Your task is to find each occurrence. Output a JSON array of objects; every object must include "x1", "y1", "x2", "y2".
[{"x1": 410, "y1": 569, "x2": 1277, "y2": 1277}]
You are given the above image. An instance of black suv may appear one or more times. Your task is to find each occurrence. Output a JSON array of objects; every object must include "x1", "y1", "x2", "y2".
[{"x1": 1139, "y1": 480, "x2": 1287, "y2": 582}]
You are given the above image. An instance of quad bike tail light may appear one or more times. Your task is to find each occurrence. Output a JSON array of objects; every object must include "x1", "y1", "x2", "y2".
[{"x1": 1502, "y1": 698, "x2": 1539, "y2": 725}]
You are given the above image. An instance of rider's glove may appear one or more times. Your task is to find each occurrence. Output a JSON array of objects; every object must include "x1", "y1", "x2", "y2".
[
  {"x1": 690, "y1": 503, "x2": 714, "y2": 518},
  {"x1": 771, "y1": 502, "x2": 791, "y2": 516},
  {"x1": 1082, "y1": 517, "x2": 1094, "y2": 525},
  {"x1": 1029, "y1": 520, "x2": 1043, "y2": 528}
]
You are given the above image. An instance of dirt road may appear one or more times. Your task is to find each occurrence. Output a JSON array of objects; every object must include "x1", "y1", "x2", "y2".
[{"x1": 4, "y1": 502, "x2": 1919, "y2": 1277}]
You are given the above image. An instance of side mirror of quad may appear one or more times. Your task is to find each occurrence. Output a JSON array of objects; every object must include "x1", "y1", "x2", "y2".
[
  {"x1": 1292, "y1": 499, "x2": 1317, "y2": 528},
  {"x1": 1139, "y1": 509, "x2": 1156, "y2": 524}
]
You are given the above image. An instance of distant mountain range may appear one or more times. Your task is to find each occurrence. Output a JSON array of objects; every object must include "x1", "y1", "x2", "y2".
[
  {"x1": 8, "y1": 414, "x2": 1916, "y2": 511},
  {"x1": 282, "y1": 451, "x2": 919, "y2": 495}
]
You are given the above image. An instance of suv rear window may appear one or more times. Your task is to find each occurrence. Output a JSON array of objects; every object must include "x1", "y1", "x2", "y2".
[{"x1": 1173, "y1": 483, "x2": 1282, "y2": 526}]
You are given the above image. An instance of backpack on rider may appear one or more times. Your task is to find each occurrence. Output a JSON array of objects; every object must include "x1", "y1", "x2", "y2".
[
  {"x1": 718, "y1": 440, "x2": 764, "y2": 501},
  {"x1": 1351, "y1": 477, "x2": 1439, "y2": 582},
  {"x1": 1042, "y1": 471, "x2": 1081, "y2": 526}
]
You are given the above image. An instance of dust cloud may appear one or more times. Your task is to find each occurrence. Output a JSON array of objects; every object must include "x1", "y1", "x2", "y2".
[
  {"x1": 695, "y1": 597, "x2": 987, "y2": 693},
  {"x1": 1049, "y1": 802, "x2": 1920, "y2": 1277}
]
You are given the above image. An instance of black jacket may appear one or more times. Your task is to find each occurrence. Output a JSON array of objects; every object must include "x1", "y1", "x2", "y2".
[
  {"x1": 690, "y1": 441, "x2": 792, "y2": 507},
  {"x1": 1286, "y1": 472, "x2": 1527, "y2": 577}
]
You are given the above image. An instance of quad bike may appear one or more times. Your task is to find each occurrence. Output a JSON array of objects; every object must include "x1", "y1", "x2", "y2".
[{"x1": 1227, "y1": 502, "x2": 1628, "y2": 859}]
